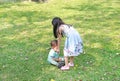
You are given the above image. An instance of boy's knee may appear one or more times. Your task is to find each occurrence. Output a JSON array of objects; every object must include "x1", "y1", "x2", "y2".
[{"x1": 51, "y1": 61, "x2": 58, "y2": 66}]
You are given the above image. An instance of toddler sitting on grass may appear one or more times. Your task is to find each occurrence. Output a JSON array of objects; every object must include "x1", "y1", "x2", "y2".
[{"x1": 47, "y1": 40, "x2": 65, "y2": 68}]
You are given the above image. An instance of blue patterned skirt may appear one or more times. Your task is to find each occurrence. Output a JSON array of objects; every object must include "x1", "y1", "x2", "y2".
[{"x1": 63, "y1": 28, "x2": 83, "y2": 56}]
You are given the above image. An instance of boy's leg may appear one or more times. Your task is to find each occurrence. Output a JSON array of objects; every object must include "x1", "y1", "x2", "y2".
[{"x1": 50, "y1": 59, "x2": 58, "y2": 66}]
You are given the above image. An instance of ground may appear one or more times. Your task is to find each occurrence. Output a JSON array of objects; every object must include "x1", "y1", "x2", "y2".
[{"x1": 0, "y1": 0, "x2": 120, "y2": 81}]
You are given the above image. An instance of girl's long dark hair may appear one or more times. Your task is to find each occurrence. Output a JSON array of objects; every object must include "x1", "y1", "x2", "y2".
[{"x1": 52, "y1": 17, "x2": 65, "y2": 38}]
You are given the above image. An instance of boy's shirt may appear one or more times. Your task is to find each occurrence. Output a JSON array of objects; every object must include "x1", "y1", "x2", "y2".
[{"x1": 47, "y1": 49, "x2": 59, "y2": 63}]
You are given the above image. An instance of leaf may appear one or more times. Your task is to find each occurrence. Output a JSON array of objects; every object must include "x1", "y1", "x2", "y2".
[{"x1": 50, "y1": 79, "x2": 55, "y2": 81}]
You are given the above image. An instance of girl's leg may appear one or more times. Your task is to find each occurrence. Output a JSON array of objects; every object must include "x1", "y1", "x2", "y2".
[
  {"x1": 63, "y1": 50, "x2": 69, "y2": 66},
  {"x1": 61, "y1": 50, "x2": 69, "y2": 70},
  {"x1": 61, "y1": 56, "x2": 69, "y2": 70},
  {"x1": 70, "y1": 56, "x2": 74, "y2": 64},
  {"x1": 69, "y1": 56, "x2": 74, "y2": 67},
  {"x1": 64, "y1": 56, "x2": 69, "y2": 66}
]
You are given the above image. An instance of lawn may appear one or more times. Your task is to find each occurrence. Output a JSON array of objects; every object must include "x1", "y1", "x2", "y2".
[{"x1": 0, "y1": 0, "x2": 120, "y2": 81}]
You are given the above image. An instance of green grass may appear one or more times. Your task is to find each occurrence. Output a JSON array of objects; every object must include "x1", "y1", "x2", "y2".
[{"x1": 0, "y1": 0, "x2": 120, "y2": 81}]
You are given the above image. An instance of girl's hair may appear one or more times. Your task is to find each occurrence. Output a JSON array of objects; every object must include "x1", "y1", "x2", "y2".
[
  {"x1": 50, "y1": 40, "x2": 58, "y2": 47},
  {"x1": 52, "y1": 17, "x2": 65, "y2": 38}
]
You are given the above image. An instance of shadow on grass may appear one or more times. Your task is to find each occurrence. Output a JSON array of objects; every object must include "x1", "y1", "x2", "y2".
[
  {"x1": 0, "y1": 10, "x2": 50, "y2": 22},
  {"x1": 64, "y1": 3, "x2": 102, "y2": 11},
  {"x1": 0, "y1": 9, "x2": 53, "y2": 59},
  {"x1": 0, "y1": 9, "x2": 52, "y2": 38},
  {"x1": 0, "y1": 3, "x2": 13, "y2": 8},
  {"x1": 63, "y1": 0, "x2": 120, "y2": 12},
  {"x1": 0, "y1": 2, "x2": 33, "y2": 8}
]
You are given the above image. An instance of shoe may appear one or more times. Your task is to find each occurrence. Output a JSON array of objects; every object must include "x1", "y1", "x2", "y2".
[
  {"x1": 58, "y1": 61, "x2": 65, "y2": 68},
  {"x1": 68, "y1": 63, "x2": 74, "y2": 67},
  {"x1": 61, "y1": 66, "x2": 69, "y2": 70}
]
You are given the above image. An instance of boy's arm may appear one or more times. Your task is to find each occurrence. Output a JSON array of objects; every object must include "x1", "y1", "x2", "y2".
[{"x1": 53, "y1": 58, "x2": 62, "y2": 62}]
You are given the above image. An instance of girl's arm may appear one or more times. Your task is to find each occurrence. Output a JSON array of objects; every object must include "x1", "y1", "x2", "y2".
[
  {"x1": 57, "y1": 33, "x2": 61, "y2": 53},
  {"x1": 57, "y1": 26, "x2": 63, "y2": 53}
]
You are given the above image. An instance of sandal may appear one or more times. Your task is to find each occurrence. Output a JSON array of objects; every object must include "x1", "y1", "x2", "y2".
[
  {"x1": 68, "y1": 63, "x2": 74, "y2": 67},
  {"x1": 61, "y1": 66, "x2": 69, "y2": 70}
]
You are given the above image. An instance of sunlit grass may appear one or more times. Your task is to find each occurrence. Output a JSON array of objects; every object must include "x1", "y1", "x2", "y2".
[{"x1": 0, "y1": 0, "x2": 120, "y2": 81}]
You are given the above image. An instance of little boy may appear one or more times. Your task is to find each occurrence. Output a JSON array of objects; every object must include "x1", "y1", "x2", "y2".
[{"x1": 47, "y1": 40, "x2": 65, "y2": 68}]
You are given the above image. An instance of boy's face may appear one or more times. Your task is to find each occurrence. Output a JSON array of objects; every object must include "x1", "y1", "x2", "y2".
[{"x1": 52, "y1": 42, "x2": 57, "y2": 48}]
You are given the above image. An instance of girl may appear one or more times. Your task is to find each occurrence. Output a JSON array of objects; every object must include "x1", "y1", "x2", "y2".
[{"x1": 51, "y1": 17, "x2": 83, "y2": 70}]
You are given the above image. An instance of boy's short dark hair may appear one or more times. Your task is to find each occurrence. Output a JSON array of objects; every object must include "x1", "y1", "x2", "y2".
[{"x1": 50, "y1": 40, "x2": 58, "y2": 46}]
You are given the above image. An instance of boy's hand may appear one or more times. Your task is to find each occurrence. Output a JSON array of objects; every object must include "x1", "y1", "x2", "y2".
[
  {"x1": 56, "y1": 49, "x2": 60, "y2": 54},
  {"x1": 58, "y1": 58, "x2": 62, "y2": 61},
  {"x1": 54, "y1": 47, "x2": 60, "y2": 53},
  {"x1": 59, "y1": 57, "x2": 64, "y2": 61}
]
